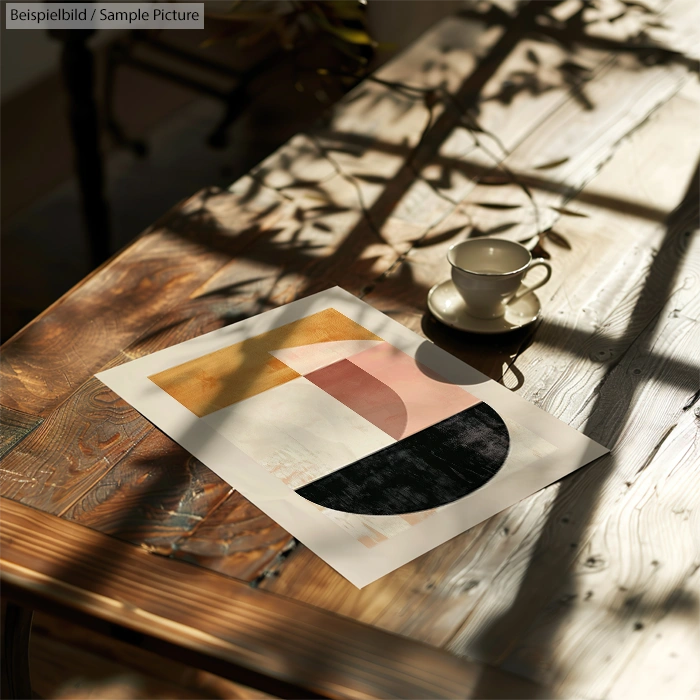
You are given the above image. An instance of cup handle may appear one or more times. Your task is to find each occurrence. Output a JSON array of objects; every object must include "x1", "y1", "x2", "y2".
[{"x1": 512, "y1": 258, "x2": 552, "y2": 301}]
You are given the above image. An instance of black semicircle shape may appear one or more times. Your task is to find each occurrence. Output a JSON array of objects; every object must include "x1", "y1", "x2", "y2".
[{"x1": 295, "y1": 403, "x2": 510, "y2": 515}]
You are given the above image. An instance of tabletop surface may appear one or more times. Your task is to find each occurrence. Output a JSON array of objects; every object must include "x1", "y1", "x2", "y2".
[{"x1": 2, "y1": 2, "x2": 699, "y2": 698}]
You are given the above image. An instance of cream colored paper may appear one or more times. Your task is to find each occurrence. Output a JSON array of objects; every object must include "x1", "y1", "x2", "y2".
[{"x1": 96, "y1": 287, "x2": 609, "y2": 588}]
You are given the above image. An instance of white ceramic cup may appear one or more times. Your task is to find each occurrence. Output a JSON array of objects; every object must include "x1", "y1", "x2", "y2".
[{"x1": 447, "y1": 239, "x2": 552, "y2": 319}]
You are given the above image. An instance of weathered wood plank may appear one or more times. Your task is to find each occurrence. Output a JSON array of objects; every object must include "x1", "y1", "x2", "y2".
[
  {"x1": 60, "y1": 429, "x2": 232, "y2": 552},
  {"x1": 0, "y1": 373, "x2": 151, "y2": 514},
  {"x1": 470, "y1": 275, "x2": 700, "y2": 696},
  {"x1": 505, "y1": 57, "x2": 688, "y2": 191},
  {"x1": 168, "y1": 490, "x2": 293, "y2": 583},
  {"x1": 607, "y1": 432, "x2": 700, "y2": 700},
  {"x1": 0, "y1": 405, "x2": 43, "y2": 459},
  {"x1": 56, "y1": 414, "x2": 293, "y2": 582},
  {"x1": 12, "y1": 242, "x2": 294, "y2": 571},
  {"x1": 260, "y1": 56, "x2": 699, "y2": 665},
  {"x1": 367, "y1": 44, "x2": 691, "y2": 311},
  {"x1": 256, "y1": 502, "x2": 551, "y2": 649},
  {"x1": 0, "y1": 190, "x2": 293, "y2": 512},
  {"x1": 0, "y1": 184, "x2": 285, "y2": 418},
  {"x1": 122, "y1": 20, "x2": 626, "y2": 586},
  {"x1": 501, "y1": 368, "x2": 700, "y2": 697},
  {"x1": 595, "y1": 0, "x2": 694, "y2": 56},
  {"x1": 441, "y1": 105, "x2": 700, "y2": 698},
  {"x1": 4, "y1": 15, "x2": 505, "y2": 570},
  {"x1": 240, "y1": 16, "x2": 625, "y2": 309},
  {"x1": 0, "y1": 498, "x2": 547, "y2": 700},
  {"x1": 0, "y1": 230, "x2": 224, "y2": 418}
]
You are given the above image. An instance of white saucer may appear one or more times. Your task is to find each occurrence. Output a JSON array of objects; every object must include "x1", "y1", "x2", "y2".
[{"x1": 427, "y1": 279, "x2": 541, "y2": 334}]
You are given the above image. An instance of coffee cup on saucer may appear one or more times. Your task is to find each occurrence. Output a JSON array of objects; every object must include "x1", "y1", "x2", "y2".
[
  {"x1": 447, "y1": 239, "x2": 552, "y2": 320},
  {"x1": 427, "y1": 238, "x2": 552, "y2": 334}
]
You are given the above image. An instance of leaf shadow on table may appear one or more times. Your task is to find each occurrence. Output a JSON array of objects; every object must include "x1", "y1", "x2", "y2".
[
  {"x1": 131, "y1": 61, "x2": 697, "y2": 700},
  {"x1": 462, "y1": 159, "x2": 700, "y2": 696},
  {"x1": 121, "y1": 7, "x2": 698, "y2": 694},
  {"x1": 38, "y1": 3, "x2": 700, "y2": 695}
]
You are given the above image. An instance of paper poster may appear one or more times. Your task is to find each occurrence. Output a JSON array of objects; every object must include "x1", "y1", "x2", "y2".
[{"x1": 97, "y1": 287, "x2": 608, "y2": 588}]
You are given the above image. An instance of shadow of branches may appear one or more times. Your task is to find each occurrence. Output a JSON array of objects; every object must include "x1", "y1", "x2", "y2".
[{"x1": 29, "y1": 1, "x2": 700, "y2": 696}]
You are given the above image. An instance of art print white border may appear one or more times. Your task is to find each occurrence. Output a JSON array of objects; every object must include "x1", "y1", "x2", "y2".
[{"x1": 97, "y1": 287, "x2": 609, "y2": 588}]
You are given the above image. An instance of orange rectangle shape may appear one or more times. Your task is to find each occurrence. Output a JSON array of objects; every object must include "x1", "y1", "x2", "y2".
[{"x1": 149, "y1": 308, "x2": 381, "y2": 416}]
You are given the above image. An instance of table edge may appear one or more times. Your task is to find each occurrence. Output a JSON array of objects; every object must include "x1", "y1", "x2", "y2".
[{"x1": 0, "y1": 497, "x2": 546, "y2": 700}]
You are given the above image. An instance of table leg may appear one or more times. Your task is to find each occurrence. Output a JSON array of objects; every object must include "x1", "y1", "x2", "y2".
[
  {"x1": 1, "y1": 602, "x2": 34, "y2": 699},
  {"x1": 50, "y1": 29, "x2": 112, "y2": 268}
]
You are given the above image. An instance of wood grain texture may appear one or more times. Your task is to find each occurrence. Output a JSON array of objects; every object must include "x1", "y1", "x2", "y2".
[
  {"x1": 0, "y1": 405, "x2": 42, "y2": 459},
  {"x1": 463, "y1": 228, "x2": 700, "y2": 697},
  {"x1": 0, "y1": 15, "x2": 508, "y2": 580},
  {"x1": 60, "y1": 428, "x2": 232, "y2": 552},
  {"x1": 60, "y1": 428, "x2": 293, "y2": 583},
  {"x1": 0, "y1": 184, "x2": 286, "y2": 418},
  {"x1": 168, "y1": 490, "x2": 293, "y2": 582},
  {"x1": 0, "y1": 498, "x2": 547, "y2": 700},
  {"x1": 439, "y1": 92, "x2": 700, "y2": 697},
  {"x1": 453, "y1": 126, "x2": 695, "y2": 696},
  {"x1": 0, "y1": 192, "x2": 288, "y2": 518},
  {"x1": 0, "y1": 229, "x2": 223, "y2": 418},
  {"x1": 1, "y1": 6, "x2": 698, "y2": 698},
  {"x1": 262, "y1": 1, "x2": 696, "y2": 656},
  {"x1": 0, "y1": 374, "x2": 151, "y2": 514}
]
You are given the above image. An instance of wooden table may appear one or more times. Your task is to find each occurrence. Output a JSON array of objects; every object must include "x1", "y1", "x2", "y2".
[{"x1": 2, "y1": 3, "x2": 699, "y2": 698}]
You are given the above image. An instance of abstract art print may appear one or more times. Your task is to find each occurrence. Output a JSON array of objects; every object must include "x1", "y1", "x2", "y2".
[{"x1": 97, "y1": 287, "x2": 608, "y2": 587}]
